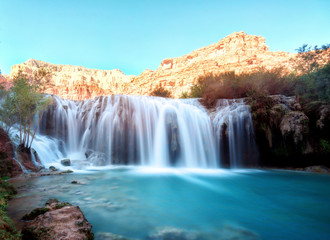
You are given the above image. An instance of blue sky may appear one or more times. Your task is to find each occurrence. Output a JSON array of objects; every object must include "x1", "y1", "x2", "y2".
[{"x1": 0, "y1": 0, "x2": 329, "y2": 75}]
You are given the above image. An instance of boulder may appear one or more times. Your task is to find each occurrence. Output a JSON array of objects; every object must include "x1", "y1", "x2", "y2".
[
  {"x1": 22, "y1": 199, "x2": 93, "y2": 240},
  {"x1": 61, "y1": 158, "x2": 71, "y2": 166}
]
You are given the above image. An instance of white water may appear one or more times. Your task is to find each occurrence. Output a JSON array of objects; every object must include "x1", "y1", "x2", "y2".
[
  {"x1": 33, "y1": 95, "x2": 258, "y2": 169},
  {"x1": 38, "y1": 95, "x2": 218, "y2": 168},
  {"x1": 213, "y1": 99, "x2": 258, "y2": 167}
]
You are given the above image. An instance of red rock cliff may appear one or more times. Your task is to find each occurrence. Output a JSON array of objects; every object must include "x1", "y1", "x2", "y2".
[{"x1": 9, "y1": 31, "x2": 299, "y2": 100}]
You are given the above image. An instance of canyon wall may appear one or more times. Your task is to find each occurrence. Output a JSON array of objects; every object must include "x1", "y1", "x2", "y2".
[{"x1": 9, "y1": 31, "x2": 296, "y2": 100}]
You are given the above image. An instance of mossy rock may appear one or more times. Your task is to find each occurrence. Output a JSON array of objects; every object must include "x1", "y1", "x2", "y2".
[
  {"x1": 54, "y1": 202, "x2": 72, "y2": 209},
  {"x1": 22, "y1": 208, "x2": 50, "y2": 221}
]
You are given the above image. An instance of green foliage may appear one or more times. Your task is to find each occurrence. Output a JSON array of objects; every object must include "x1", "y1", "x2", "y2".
[
  {"x1": 295, "y1": 63, "x2": 330, "y2": 103},
  {"x1": 0, "y1": 89, "x2": 17, "y2": 133},
  {"x1": 150, "y1": 86, "x2": 172, "y2": 98},
  {"x1": 293, "y1": 44, "x2": 329, "y2": 75},
  {"x1": 320, "y1": 139, "x2": 330, "y2": 153},
  {"x1": 54, "y1": 202, "x2": 72, "y2": 209},
  {"x1": 0, "y1": 70, "x2": 53, "y2": 149},
  {"x1": 0, "y1": 179, "x2": 21, "y2": 240},
  {"x1": 179, "y1": 91, "x2": 189, "y2": 99}
]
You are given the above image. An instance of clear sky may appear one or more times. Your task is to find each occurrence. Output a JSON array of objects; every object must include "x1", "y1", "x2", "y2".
[{"x1": 0, "y1": 0, "x2": 329, "y2": 75}]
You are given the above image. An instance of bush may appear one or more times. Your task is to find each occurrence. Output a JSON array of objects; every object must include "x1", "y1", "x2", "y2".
[
  {"x1": 150, "y1": 86, "x2": 172, "y2": 98},
  {"x1": 295, "y1": 63, "x2": 330, "y2": 103},
  {"x1": 183, "y1": 68, "x2": 296, "y2": 107}
]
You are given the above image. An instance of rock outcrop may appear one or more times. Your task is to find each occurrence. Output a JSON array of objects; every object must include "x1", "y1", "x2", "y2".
[
  {"x1": 0, "y1": 128, "x2": 22, "y2": 177},
  {"x1": 8, "y1": 32, "x2": 298, "y2": 100},
  {"x1": 22, "y1": 199, "x2": 93, "y2": 240},
  {"x1": 249, "y1": 95, "x2": 330, "y2": 167}
]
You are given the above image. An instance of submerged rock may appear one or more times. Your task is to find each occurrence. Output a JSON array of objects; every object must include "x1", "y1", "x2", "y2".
[
  {"x1": 305, "y1": 165, "x2": 329, "y2": 173},
  {"x1": 218, "y1": 224, "x2": 262, "y2": 240},
  {"x1": 96, "y1": 232, "x2": 132, "y2": 240},
  {"x1": 61, "y1": 158, "x2": 71, "y2": 166},
  {"x1": 22, "y1": 199, "x2": 93, "y2": 240},
  {"x1": 148, "y1": 226, "x2": 202, "y2": 240}
]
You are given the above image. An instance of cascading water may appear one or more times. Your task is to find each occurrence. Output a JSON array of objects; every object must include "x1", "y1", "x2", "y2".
[
  {"x1": 38, "y1": 95, "x2": 218, "y2": 168},
  {"x1": 33, "y1": 95, "x2": 258, "y2": 169},
  {"x1": 212, "y1": 99, "x2": 258, "y2": 167}
]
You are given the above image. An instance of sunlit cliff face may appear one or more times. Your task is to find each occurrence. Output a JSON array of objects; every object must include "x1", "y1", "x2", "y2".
[{"x1": 8, "y1": 31, "x2": 298, "y2": 100}]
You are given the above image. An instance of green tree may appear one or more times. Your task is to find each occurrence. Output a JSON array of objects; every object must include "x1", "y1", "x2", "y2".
[
  {"x1": 2, "y1": 71, "x2": 53, "y2": 150},
  {"x1": 0, "y1": 86, "x2": 17, "y2": 134},
  {"x1": 295, "y1": 63, "x2": 330, "y2": 103},
  {"x1": 293, "y1": 44, "x2": 329, "y2": 74}
]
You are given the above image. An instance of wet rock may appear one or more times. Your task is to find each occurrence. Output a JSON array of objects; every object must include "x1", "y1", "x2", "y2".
[
  {"x1": 85, "y1": 149, "x2": 94, "y2": 158},
  {"x1": 305, "y1": 165, "x2": 329, "y2": 173},
  {"x1": 49, "y1": 166, "x2": 58, "y2": 171},
  {"x1": 16, "y1": 148, "x2": 42, "y2": 172},
  {"x1": 87, "y1": 152, "x2": 108, "y2": 166},
  {"x1": 61, "y1": 158, "x2": 71, "y2": 166},
  {"x1": 71, "y1": 180, "x2": 79, "y2": 184},
  {"x1": 22, "y1": 199, "x2": 93, "y2": 240}
]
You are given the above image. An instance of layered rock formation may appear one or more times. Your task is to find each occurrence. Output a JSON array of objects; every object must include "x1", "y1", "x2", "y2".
[{"x1": 7, "y1": 31, "x2": 298, "y2": 100}]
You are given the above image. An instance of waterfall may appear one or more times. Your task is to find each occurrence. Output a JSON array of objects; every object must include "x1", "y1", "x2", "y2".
[
  {"x1": 33, "y1": 95, "x2": 258, "y2": 169},
  {"x1": 212, "y1": 99, "x2": 258, "y2": 167},
  {"x1": 38, "y1": 95, "x2": 218, "y2": 168}
]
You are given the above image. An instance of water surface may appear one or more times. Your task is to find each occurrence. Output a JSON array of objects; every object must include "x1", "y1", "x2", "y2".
[{"x1": 9, "y1": 168, "x2": 330, "y2": 240}]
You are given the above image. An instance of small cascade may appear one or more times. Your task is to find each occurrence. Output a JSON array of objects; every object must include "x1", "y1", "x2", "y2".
[
  {"x1": 212, "y1": 99, "x2": 258, "y2": 167},
  {"x1": 39, "y1": 95, "x2": 218, "y2": 168}
]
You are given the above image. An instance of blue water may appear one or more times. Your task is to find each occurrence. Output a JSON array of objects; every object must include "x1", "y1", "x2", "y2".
[{"x1": 9, "y1": 168, "x2": 330, "y2": 239}]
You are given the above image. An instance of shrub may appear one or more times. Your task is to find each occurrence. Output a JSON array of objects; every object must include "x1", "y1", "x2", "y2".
[
  {"x1": 295, "y1": 63, "x2": 330, "y2": 103},
  {"x1": 183, "y1": 68, "x2": 296, "y2": 107},
  {"x1": 150, "y1": 86, "x2": 172, "y2": 98}
]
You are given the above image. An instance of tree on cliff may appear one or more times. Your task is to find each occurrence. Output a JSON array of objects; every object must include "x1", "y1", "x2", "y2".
[{"x1": 0, "y1": 71, "x2": 52, "y2": 150}]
